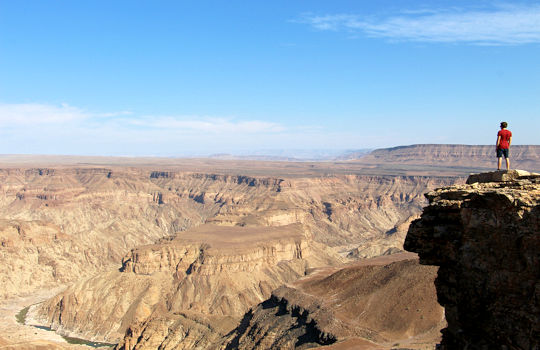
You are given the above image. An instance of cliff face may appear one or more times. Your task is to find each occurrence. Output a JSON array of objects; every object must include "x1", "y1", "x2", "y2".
[
  {"x1": 0, "y1": 168, "x2": 220, "y2": 300},
  {"x1": 404, "y1": 170, "x2": 540, "y2": 349}
]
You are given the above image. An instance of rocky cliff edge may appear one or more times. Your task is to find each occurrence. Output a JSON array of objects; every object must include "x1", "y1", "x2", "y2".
[{"x1": 404, "y1": 170, "x2": 540, "y2": 349}]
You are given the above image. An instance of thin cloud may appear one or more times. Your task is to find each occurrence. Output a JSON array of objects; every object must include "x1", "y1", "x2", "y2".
[
  {"x1": 97, "y1": 111, "x2": 133, "y2": 118},
  {"x1": 130, "y1": 117, "x2": 285, "y2": 134},
  {"x1": 0, "y1": 103, "x2": 133, "y2": 126},
  {"x1": 0, "y1": 102, "x2": 289, "y2": 156},
  {"x1": 0, "y1": 103, "x2": 88, "y2": 125},
  {"x1": 0, "y1": 103, "x2": 334, "y2": 155},
  {"x1": 0, "y1": 103, "x2": 284, "y2": 134},
  {"x1": 300, "y1": 4, "x2": 540, "y2": 45},
  {"x1": 300, "y1": 14, "x2": 362, "y2": 31}
]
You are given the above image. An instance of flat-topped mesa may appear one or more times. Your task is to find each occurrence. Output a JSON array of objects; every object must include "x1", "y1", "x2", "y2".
[
  {"x1": 364, "y1": 145, "x2": 540, "y2": 172},
  {"x1": 120, "y1": 224, "x2": 310, "y2": 277},
  {"x1": 404, "y1": 170, "x2": 540, "y2": 349}
]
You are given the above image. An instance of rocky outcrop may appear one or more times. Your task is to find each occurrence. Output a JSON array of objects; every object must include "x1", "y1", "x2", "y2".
[
  {"x1": 220, "y1": 253, "x2": 444, "y2": 349},
  {"x1": 404, "y1": 170, "x2": 540, "y2": 349},
  {"x1": 34, "y1": 224, "x2": 343, "y2": 344},
  {"x1": 0, "y1": 220, "x2": 93, "y2": 300},
  {"x1": 466, "y1": 169, "x2": 539, "y2": 184}
]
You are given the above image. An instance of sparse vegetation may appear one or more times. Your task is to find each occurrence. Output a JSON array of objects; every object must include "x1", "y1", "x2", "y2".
[
  {"x1": 16, "y1": 306, "x2": 29, "y2": 324},
  {"x1": 62, "y1": 334, "x2": 115, "y2": 348}
]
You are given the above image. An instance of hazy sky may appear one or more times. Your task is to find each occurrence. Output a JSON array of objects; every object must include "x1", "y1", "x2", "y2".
[{"x1": 1, "y1": 0, "x2": 539, "y2": 156}]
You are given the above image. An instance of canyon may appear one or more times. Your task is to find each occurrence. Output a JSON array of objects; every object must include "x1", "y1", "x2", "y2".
[
  {"x1": 0, "y1": 167, "x2": 456, "y2": 303},
  {"x1": 1, "y1": 145, "x2": 537, "y2": 349}
]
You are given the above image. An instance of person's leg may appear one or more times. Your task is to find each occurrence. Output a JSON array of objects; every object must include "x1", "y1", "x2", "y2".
[
  {"x1": 497, "y1": 157, "x2": 502, "y2": 170},
  {"x1": 504, "y1": 149, "x2": 510, "y2": 170}
]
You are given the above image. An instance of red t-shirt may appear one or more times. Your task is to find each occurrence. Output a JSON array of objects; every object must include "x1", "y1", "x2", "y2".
[{"x1": 497, "y1": 129, "x2": 512, "y2": 149}]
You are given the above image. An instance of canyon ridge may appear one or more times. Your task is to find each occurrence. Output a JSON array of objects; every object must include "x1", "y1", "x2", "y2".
[{"x1": 1, "y1": 144, "x2": 539, "y2": 349}]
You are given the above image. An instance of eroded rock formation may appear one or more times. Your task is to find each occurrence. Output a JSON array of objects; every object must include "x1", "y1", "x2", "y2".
[
  {"x1": 220, "y1": 253, "x2": 444, "y2": 350},
  {"x1": 0, "y1": 162, "x2": 461, "y2": 348},
  {"x1": 34, "y1": 224, "x2": 342, "y2": 345},
  {"x1": 0, "y1": 168, "x2": 456, "y2": 301},
  {"x1": 405, "y1": 170, "x2": 540, "y2": 349}
]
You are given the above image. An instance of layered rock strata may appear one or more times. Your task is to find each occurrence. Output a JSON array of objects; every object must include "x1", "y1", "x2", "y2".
[
  {"x1": 0, "y1": 168, "x2": 457, "y2": 300},
  {"x1": 0, "y1": 168, "x2": 220, "y2": 300},
  {"x1": 404, "y1": 170, "x2": 540, "y2": 349},
  {"x1": 0, "y1": 166, "x2": 459, "y2": 348},
  {"x1": 361, "y1": 145, "x2": 540, "y2": 172},
  {"x1": 35, "y1": 224, "x2": 342, "y2": 345}
]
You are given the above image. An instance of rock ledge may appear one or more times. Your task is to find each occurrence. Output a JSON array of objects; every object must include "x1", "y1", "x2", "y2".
[
  {"x1": 405, "y1": 171, "x2": 540, "y2": 349},
  {"x1": 466, "y1": 169, "x2": 539, "y2": 184}
]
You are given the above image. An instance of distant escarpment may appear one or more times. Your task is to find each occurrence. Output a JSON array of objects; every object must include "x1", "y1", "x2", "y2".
[
  {"x1": 360, "y1": 144, "x2": 540, "y2": 172},
  {"x1": 405, "y1": 170, "x2": 540, "y2": 349}
]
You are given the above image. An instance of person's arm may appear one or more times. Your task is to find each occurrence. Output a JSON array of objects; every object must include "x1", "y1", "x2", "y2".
[
  {"x1": 496, "y1": 135, "x2": 501, "y2": 148},
  {"x1": 508, "y1": 136, "x2": 512, "y2": 147}
]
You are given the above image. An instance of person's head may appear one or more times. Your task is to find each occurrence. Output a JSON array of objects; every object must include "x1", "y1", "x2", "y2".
[{"x1": 500, "y1": 122, "x2": 508, "y2": 129}]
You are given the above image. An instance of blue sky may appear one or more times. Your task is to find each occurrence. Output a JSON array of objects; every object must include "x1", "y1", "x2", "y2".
[{"x1": 0, "y1": 0, "x2": 539, "y2": 156}]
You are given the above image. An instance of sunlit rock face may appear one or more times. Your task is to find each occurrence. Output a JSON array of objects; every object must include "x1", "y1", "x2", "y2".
[
  {"x1": 37, "y1": 224, "x2": 342, "y2": 345},
  {"x1": 405, "y1": 171, "x2": 540, "y2": 350},
  {"x1": 0, "y1": 167, "x2": 457, "y2": 302}
]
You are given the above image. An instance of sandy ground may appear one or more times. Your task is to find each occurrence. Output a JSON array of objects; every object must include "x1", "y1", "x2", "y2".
[
  {"x1": 322, "y1": 336, "x2": 439, "y2": 350},
  {"x1": 294, "y1": 252, "x2": 442, "y2": 350},
  {"x1": 295, "y1": 251, "x2": 420, "y2": 286}
]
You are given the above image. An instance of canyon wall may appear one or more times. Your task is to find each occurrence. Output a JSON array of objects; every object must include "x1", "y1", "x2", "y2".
[
  {"x1": 108, "y1": 252, "x2": 445, "y2": 350},
  {"x1": 14, "y1": 169, "x2": 456, "y2": 348},
  {"x1": 405, "y1": 170, "x2": 540, "y2": 349},
  {"x1": 0, "y1": 168, "x2": 221, "y2": 299},
  {"x1": 0, "y1": 167, "x2": 457, "y2": 301},
  {"x1": 34, "y1": 224, "x2": 342, "y2": 345},
  {"x1": 0, "y1": 162, "x2": 464, "y2": 349}
]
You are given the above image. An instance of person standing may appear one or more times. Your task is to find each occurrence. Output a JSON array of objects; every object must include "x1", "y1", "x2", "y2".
[{"x1": 496, "y1": 121, "x2": 512, "y2": 170}]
